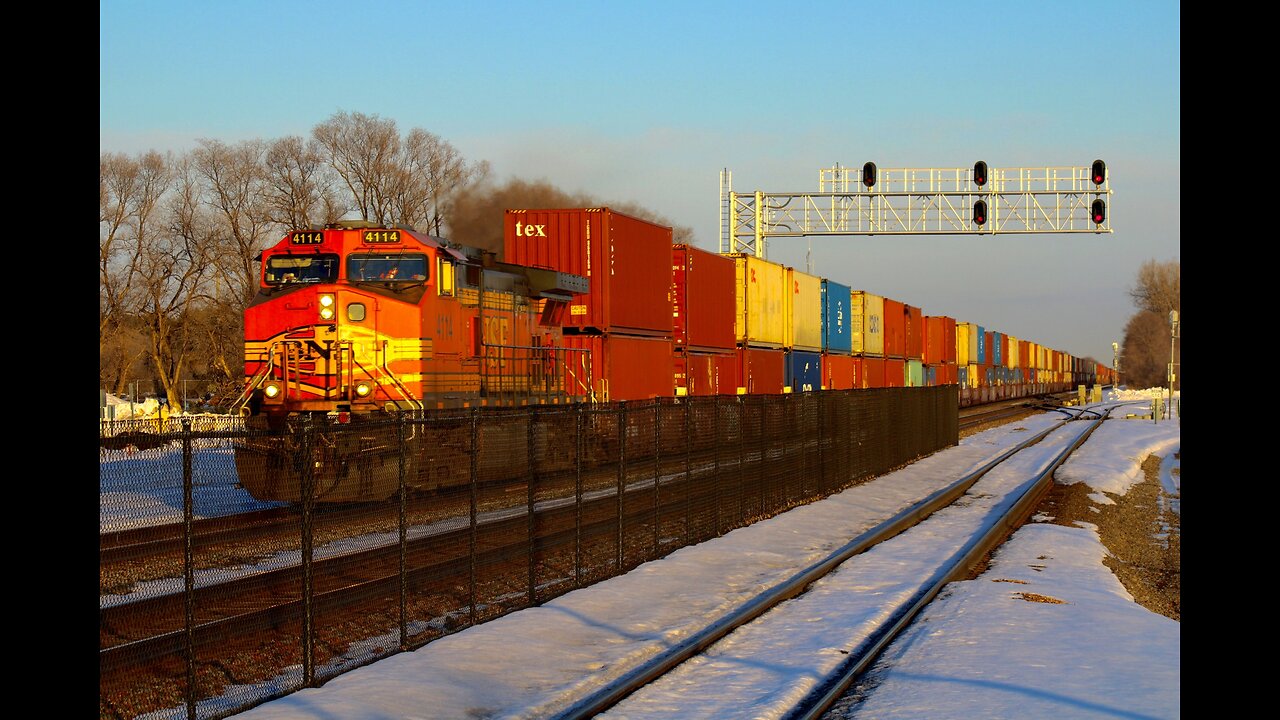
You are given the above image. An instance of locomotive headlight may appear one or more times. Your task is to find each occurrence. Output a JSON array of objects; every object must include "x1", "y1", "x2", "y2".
[
  {"x1": 354, "y1": 382, "x2": 372, "y2": 397},
  {"x1": 263, "y1": 381, "x2": 282, "y2": 399},
  {"x1": 319, "y1": 294, "x2": 336, "y2": 320}
]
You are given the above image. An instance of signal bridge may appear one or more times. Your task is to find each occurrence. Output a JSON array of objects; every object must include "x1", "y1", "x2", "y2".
[{"x1": 719, "y1": 161, "x2": 1112, "y2": 258}]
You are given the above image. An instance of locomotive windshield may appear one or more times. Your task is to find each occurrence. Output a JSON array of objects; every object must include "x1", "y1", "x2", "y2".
[
  {"x1": 348, "y1": 254, "x2": 429, "y2": 283},
  {"x1": 265, "y1": 254, "x2": 339, "y2": 285}
]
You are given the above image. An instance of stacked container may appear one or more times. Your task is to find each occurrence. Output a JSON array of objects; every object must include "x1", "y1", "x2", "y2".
[
  {"x1": 924, "y1": 315, "x2": 958, "y2": 387},
  {"x1": 505, "y1": 208, "x2": 674, "y2": 401},
  {"x1": 784, "y1": 267, "x2": 823, "y2": 392},
  {"x1": 672, "y1": 244, "x2": 737, "y2": 395}
]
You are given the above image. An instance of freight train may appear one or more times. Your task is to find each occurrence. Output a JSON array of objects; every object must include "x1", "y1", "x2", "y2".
[{"x1": 233, "y1": 209, "x2": 1113, "y2": 502}]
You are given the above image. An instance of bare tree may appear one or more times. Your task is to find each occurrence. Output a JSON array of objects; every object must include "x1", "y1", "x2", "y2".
[
  {"x1": 1120, "y1": 310, "x2": 1168, "y2": 389},
  {"x1": 132, "y1": 154, "x2": 219, "y2": 408},
  {"x1": 312, "y1": 111, "x2": 401, "y2": 223},
  {"x1": 263, "y1": 135, "x2": 342, "y2": 229},
  {"x1": 1128, "y1": 260, "x2": 1180, "y2": 317},
  {"x1": 100, "y1": 151, "x2": 171, "y2": 393},
  {"x1": 191, "y1": 138, "x2": 279, "y2": 304},
  {"x1": 1122, "y1": 259, "x2": 1180, "y2": 391}
]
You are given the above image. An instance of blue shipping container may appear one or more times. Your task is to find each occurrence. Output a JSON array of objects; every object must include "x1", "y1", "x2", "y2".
[
  {"x1": 992, "y1": 332, "x2": 1003, "y2": 367},
  {"x1": 976, "y1": 326, "x2": 987, "y2": 365},
  {"x1": 785, "y1": 350, "x2": 822, "y2": 392},
  {"x1": 821, "y1": 280, "x2": 853, "y2": 354}
]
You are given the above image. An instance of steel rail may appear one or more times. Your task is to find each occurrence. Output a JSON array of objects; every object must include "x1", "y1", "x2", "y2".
[{"x1": 550, "y1": 410, "x2": 1087, "y2": 720}]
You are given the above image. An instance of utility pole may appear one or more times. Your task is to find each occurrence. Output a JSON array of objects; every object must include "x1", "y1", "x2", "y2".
[{"x1": 1111, "y1": 342, "x2": 1119, "y2": 394}]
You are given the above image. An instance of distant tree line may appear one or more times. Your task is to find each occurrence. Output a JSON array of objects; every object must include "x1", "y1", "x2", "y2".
[
  {"x1": 100, "y1": 111, "x2": 693, "y2": 410},
  {"x1": 1119, "y1": 260, "x2": 1180, "y2": 390}
]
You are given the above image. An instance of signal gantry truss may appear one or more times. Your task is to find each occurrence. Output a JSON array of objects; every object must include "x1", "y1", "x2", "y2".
[{"x1": 719, "y1": 164, "x2": 1113, "y2": 257}]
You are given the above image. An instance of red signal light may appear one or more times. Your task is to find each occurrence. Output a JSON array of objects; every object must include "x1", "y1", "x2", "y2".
[
  {"x1": 973, "y1": 161, "x2": 988, "y2": 187},
  {"x1": 862, "y1": 162, "x2": 877, "y2": 188},
  {"x1": 1091, "y1": 159, "x2": 1106, "y2": 186},
  {"x1": 974, "y1": 199, "x2": 988, "y2": 226},
  {"x1": 1091, "y1": 198, "x2": 1106, "y2": 224}
]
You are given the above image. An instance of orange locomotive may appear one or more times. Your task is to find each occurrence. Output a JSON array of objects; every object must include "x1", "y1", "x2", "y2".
[{"x1": 232, "y1": 220, "x2": 589, "y2": 501}]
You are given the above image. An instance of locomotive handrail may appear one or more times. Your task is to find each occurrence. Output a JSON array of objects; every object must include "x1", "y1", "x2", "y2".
[{"x1": 378, "y1": 339, "x2": 425, "y2": 411}]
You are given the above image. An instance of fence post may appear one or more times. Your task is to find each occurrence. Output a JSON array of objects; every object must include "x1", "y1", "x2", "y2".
[
  {"x1": 684, "y1": 396, "x2": 692, "y2": 543},
  {"x1": 575, "y1": 405, "x2": 583, "y2": 588},
  {"x1": 653, "y1": 401, "x2": 660, "y2": 557},
  {"x1": 182, "y1": 419, "x2": 196, "y2": 719},
  {"x1": 617, "y1": 402, "x2": 626, "y2": 571},
  {"x1": 300, "y1": 415, "x2": 315, "y2": 686},
  {"x1": 398, "y1": 412, "x2": 408, "y2": 650},
  {"x1": 527, "y1": 408, "x2": 537, "y2": 605},
  {"x1": 469, "y1": 407, "x2": 479, "y2": 627}
]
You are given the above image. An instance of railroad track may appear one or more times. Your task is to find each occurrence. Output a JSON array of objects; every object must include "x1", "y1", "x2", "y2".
[{"x1": 546, "y1": 405, "x2": 1110, "y2": 719}]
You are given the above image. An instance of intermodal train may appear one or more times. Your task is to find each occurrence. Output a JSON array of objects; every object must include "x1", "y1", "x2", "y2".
[{"x1": 233, "y1": 209, "x2": 1113, "y2": 502}]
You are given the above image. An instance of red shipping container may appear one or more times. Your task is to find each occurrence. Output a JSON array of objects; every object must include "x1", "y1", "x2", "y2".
[
  {"x1": 928, "y1": 362, "x2": 958, "y2": 386},
  {"x1": 883, "y1": 358, "x2": 905, "y2": 388},
  {"x1": 504, "y1": 208, "x2": 673, "y2": 336},
  {"x1": 1001, "y1": 334, "x2": 1010, "y2": 369},
  {"x1": 883, "y1": 298, "x2": 906, "y2": 359},
  {"x1": 904, "y1": 304, "x2": 924, "y2": 360},
  {"x1": 821, "y1": 353, "x2": 859, "y2": 390},
  {"x1": 862, "y1": 357, "x2": 885, "y2": 388},
  {"x1": 737, "y1": 347, "x2": 785, "y2": 394},
  {"x1": 672, "y1": 244, "x2": 736, "y2": 351},
  {"x1": 675, "y1": 350, "x2": 738, "y2": 396},
  {"x1": 562, "y1": 334, "x2": 673, "y2": 402},
  {"x1": 924, "y1": 316, "x2": 957, "y2": 364},
  {"x1": 983, "y1": 331, "x2": 995, "y2": 367},
  {"x1": 1019, "y1": 340, "x2": 1031, "y2": 370}
]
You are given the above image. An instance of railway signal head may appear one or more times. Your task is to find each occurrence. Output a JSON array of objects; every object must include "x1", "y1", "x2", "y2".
[
  {"x1": 1091, "y1": 159, "x2": 1106, "y2": 186},
  {"x1": 973, "y1": 199, "x2": 988, "y2": 227},
  {"x1": 973, "y1": 160, "x2": 988, "y2": 187},
  {"x1": 862, "y1": 162, "x2": 877, "y2": 188},
  {"x1": 1091, "y1": 198, "x2": 1106, "y2": 225}
]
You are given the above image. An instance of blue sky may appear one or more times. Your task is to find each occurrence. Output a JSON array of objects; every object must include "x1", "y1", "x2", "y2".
[{"x1": 100, "y1": 0, "x2": 1180, "y2": 364}]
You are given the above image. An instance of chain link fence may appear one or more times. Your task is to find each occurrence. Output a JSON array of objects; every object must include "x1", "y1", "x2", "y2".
[{"x1": 99, "y1": 387, "x2": 957, "y2": 720}]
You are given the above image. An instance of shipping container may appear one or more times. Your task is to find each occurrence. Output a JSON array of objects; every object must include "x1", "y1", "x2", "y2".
[
  {"x1": 784, "y1": 350, "x2": 822, "y2": 392},
  {"x1": 821, "y1": 353, "x2": 859, "y2": 390},
  {"x1": 883, "y1": 358, "x2": 906, "y2": 388},
  {"x1": 957, "y1": 322, "x2": 972, "y2": 366},
  {"x1": 883, "y1": 298, "x2": 906, "y2": 359},
  {"x1": 975, "y1": 327, "x2": 987, "y2": 365},
  {"x1": 504, "y1": 208, "x2": 673, "y2": 336},
  {"x1": 561, "y1": 333, "x2": 673, "y2": 402},
  {"x1": 672, "y1": 244, "x2": 736, "y2": 351},
  {"x1": 967, "y1": 363, "x2": 981, "y2": 388},
  {"x1": 786, "y1": 268, "x2": 823, "y2": 351},
  {"x1": 904, "y1": 304, "x2": 924, "y2": 360},
  {"x1": 821, "y1": 279, "x2": 853, "y2": 354},
  {"x1": 728, "y1": 254, "x2": 787, "y2": 348},
  {"x1": 862, "y1": 357, "x2": 885, "y2": 388},
  {"x1": 906, "y1": 359, "x2": 924, "y2": 387},
  {"x1": 991, "y1": 331, "x2": 1004, "y2": 367},
  {"x1": 924, "y1": 315, "x2": 957, "y2": 364},
  {"x1": 674, "y1": 349, "x2": 737, "y2": 396},
  {"x1": 851, "y1": 291, "x2": 885, "y2": 356},
  {"x1": 737, "y1": 346, "x2": 785, "y2": 394}
]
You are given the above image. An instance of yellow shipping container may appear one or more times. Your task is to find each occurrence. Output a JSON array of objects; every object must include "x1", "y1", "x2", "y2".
[
  {"x1": 850, "y1": 291, "x2": 885, "y2": 356},
  {"x1": 1005, "y1": 334, "x2": 1019, "y2": 369},
  {"x1": 967, "y1": 363, "x2": 981, "y2": 388},
  {"x1": 731, "y1": 254, "x2": 786, "y2": 347},
  {"x1": 786, "y1": 268, "x2": 823, "y2": 351},
  {"x1": 957, "y1": 323, "x2": 978, "y2": 366}
]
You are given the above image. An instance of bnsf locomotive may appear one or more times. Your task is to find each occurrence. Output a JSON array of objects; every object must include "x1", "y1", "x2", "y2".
[{"x1": 232, "y1": 220, "x2": 589, "y2": 501}]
